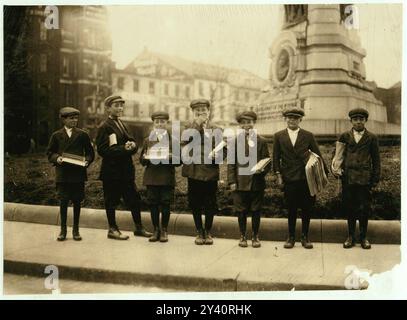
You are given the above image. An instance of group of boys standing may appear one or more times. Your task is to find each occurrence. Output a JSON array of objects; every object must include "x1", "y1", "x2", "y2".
[{"x1": 47, "y1": 95, "x2": 380, "y2": 250}]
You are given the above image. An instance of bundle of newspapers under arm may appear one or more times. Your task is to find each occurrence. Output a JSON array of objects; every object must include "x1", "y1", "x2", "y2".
[
  {"x1": 61, "y1": 152, "x2": 87, "y2": 167},
  {"x1": 305, "y1": 150, "x2": 328, "y2": 196},
  {"x1": 145, "y1": 146, "x2": 170, "y2": 160}
]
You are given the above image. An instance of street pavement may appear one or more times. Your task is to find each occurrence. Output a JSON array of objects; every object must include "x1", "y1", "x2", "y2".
[{"x1": 3, "y1": 221, "x2": 401, "y2": 294}]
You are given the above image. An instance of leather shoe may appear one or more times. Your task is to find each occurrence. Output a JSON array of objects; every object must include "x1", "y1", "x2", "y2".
[
  {"x1": 57, "y1": 227, "x2": 67, "y2": 241},
  {"x1": 284, "y1": 236, "x2": 295, "y2": 249},
  {"x1": 343, "y1": 236, "x2": 356, "y2": 249},
  {"x1": 361, "y1": 238, "x2": 371, "y2": 249},
  {"x1": 301, "y1": 235, "x2": 313, "y2": 249},
  {"x1": 159, "y1": 228, "x2": 168, "y2": 242},
  {"x1": 239, "y1": 235, "x2": 248, "y2": 248},
  {"x1": 108, "y1": 227, "x2": 129, "y2": 240},
  {"x1": 204, "y1": 231, "x2": 213, "y2": 245},
  {"x1": 195, "y1": 230, "x2": 205, "y2": 245},
  {"x1": 72, "y1": 228, "x2": 82, "y2": 241},
  {"x1": 134, "y1": 225, "x2": 153, "y2": 238},
  {"x1": 252, "y1": 235, "x2": 261, "y2": 248},
  {"x1": 149, "y1": 229, "x2": 160, "y2": 242}
]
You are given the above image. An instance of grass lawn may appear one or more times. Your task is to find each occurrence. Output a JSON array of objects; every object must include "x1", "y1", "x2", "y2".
[{"x1": 4, "y1": 144, "x2": 400, "y2": 220}]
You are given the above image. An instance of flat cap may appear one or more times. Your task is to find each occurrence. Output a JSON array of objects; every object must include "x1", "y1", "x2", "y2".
[
  {"x1": 151, "y1": 111, "x2": 170, "y2": 121},
  {"x1": 104, "y1": 95, "x2": 125, "y2": 107},
  {"x1": 236, "y1": 110, "x2": 257, "y2": 122},
  {"x1": 349, "y1": 108, "x2": 369, "y2": 119},
  {"x1": 59, "y1": 107, "x2": 80, "y2": 117},
  {"x1": 283, "y1": 107, "x2": 305, "y2": 117},
  {"x1": 190, "y1": 99, "x2": 210, "y2": 109}
]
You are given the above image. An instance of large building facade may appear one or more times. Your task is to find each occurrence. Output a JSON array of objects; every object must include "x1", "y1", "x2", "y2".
[
  {"x1": 6, "y1": 5, "x2": 113, "y2": 149},
  {"x1": 112, "y1": 49, "x2": 268, "y2": 128}
]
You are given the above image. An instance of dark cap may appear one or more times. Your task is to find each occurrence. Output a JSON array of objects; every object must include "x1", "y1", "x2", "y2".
[
  {"x1": 190, "y1": 99, "x2": 210, "y2": 109},
  {"x1": 151, "y1": 111, "x2": 170, "y2": 121},
  {"x1": 236, "y1": 110, "x2": 257, "y2": 122},
  {"x1": 59, "y1": 107, "x2": 80, "y2": 118},
  {"x1": 349, "y1": 108, "x2": 369, "y2": 119},
  {"x1": 283, "y1": 107, "x2": 305, "y2": 118},
  {"x1": 104, "y1": 95, "x2": 125, "y2": 107}
]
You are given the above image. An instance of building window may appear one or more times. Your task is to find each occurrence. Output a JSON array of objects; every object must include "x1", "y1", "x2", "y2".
[
  {"x1": 245, "y1": 91, "x2": 250, "y2": 102},
  {"x1": 86, "y1": 98, "x2": 94, "y2": 113},
  {"x1": 40, "y1": 54, "x2": 47, "y2": 72},
  {"x1": 117, "y1": 77, "x2": 124, "y2": 90},
  {"x1": 149, "y1": 81, "x2": 155, "y2": 94},
  {"x1": 164, "y1": 105, "x2": 169, "y2": 113},
  {"x1": 133, "y1": 79, "x2": 139, "y2": 92},
  {"x1": 175, "y1": 85, "x2": 180, "y2": 97},
  {"x1": 164, "y1": 83, "x2": 169, "y2": 96},
  {"x1": 199, "y1": 82, "x2": 204, "y2": 96},
  {"x1": 63, "y1": 57, "x2": 70, "y2": 76},
  {"x1": 149, "y1": 104, "x2": 155, "y2": 116},
  {"x1": 220, "y1": 85, "x2": 225, "y2": 98},
  {"x1": 185, "y1": 86, "x2": 190, "y2": 98},
  {"x1": 234, "y1": 90, "x2": 239, "y2": 101},
  {"x1": 39, "y1": 22, "x2": 47, "y2": 40}
]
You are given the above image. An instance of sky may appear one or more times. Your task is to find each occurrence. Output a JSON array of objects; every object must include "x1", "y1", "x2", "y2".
[{"x1": 107, "y1": 3, "x2": 402, "y2": 89}]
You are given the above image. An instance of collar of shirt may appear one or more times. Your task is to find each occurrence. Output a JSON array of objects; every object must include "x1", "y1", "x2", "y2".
[
  {"x1": 353, "y1": 129, "x2": 365, "y2": 136},
  {"x1": 287, "y1": 127, "x2": 300, "y2": 134},
  {"x1": 64, "y1": 126, "x2": 73, "y2": 137}
]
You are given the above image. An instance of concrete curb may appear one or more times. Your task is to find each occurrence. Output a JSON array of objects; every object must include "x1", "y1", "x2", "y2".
[
  {"x1": 3, "y1": 202, "x2": 401, "y2": 244},
  {"x1": 3, "y1": 260, "x2": 344, "y2": 291}
]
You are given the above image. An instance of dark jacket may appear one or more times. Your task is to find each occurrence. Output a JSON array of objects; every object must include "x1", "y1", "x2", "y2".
[
  {"x1": 181, "y1": 121, "x2": 225, "y2": 182},
  {"x1": 46, "y1": 127, "x2": 95, "y2": 183},
  {"x1": 227, "y1": 133, "x2": 271, "y2": 191},
  {"x1": 96, "y1": 117, "x2": 138, "y2": 181},
  {"x1": 273, "y1": 128, "x2": 328, "y2": 183},
  {"x1": 338, "y1": 129, "x2": 381, "y2": 186},
  {"x1": 140, "y1": 131, "x2": 181, "y2": 186}
]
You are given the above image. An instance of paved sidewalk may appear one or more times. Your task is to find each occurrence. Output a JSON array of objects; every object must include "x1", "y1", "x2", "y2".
[{"x1": 4, "y1": 221, "x2": 401, "y2": 292}]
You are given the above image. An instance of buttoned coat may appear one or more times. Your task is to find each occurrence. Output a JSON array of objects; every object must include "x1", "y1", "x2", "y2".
[
  {"x1": 227, "y1": 133, "x2": 271, "y2": 191},
  {"x1": 96, "y1": 118, "x2": 138, "y2": 181},
  {"x1": 46, "y1": 127, "x2": 95, "y2": 183},
  {"x1": 338, "y1": 129, "x2": 381, "y2": 186},
  {"x1": 273, "y1": 128, "x2": 328, "y2": 183}
]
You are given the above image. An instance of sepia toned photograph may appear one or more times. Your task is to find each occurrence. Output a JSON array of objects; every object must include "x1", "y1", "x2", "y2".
[{"x1": 1, "y1": 2, "x2": 404, "y2": 299}]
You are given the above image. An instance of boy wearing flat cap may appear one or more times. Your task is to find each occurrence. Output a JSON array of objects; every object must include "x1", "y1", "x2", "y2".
[
  {"x1": 273, "y1": 107, "x2": 328, "y2": 249},
  {"x1": 47, "y1": 107, "x2": 95, "y2": 241},
  {"x1": 228, "y1": 111, "x2": 271, "y2": 248},
  {"x1": 96, "y1": 95, "x2": 152, "y2": 240},
  {"x1": 140, "y1": 111, "x2": 180, "y2": 242},
  {"x1": 337, "y1": 108, "x2": 380, "y2": 249},
  {"x1": 182, "y1": 99, "x2": 225, "y2": 245}
]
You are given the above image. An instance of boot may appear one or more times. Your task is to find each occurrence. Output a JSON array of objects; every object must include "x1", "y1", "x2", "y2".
[
  {"x1": 57, "y1": 226, "x2": 67, "y2": 241},
  {"x1": 108, "y1": 227, "x2": 129, "y2": 240},
  {"x1": 239, "y1": 234, "x2": 248, "y2": 248},
  {"x1": 72, "y1": 226, "x2": 82, "y2": 241},
  {"x1": 284, "y1": 236, "x2": 295, "y2": 249},
  {"x1": 360, "y1": 238, "x2": 371, "y2": 249},
  {"x1": 149, "y1": 228, "x2": 160, "y2": 242},
  {"x1": 343, "y1": 235, "x2": 356, "y2": 249},
  {"x1": 134, "y1": 225, "x2": 153, "y2": 238},
  {"x1": 195, "y1": 229, "x2": 205, "y2": 245},
  {"x1": 252, "y1": 234, "x2": 261, "y2": 248},
  {"x1": 204, "y1": 230, "x2": 213, "y2": 245},
  {"x1": 159, "y1": 228, "x2": 168, "y2": 242},
  {"x1": 301, "y1": 234, "x2": 313, "y2": 249}
]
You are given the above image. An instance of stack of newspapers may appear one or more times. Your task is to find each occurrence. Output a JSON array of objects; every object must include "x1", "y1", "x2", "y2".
[
  {"x1": 61, "y1": 153, "x2": 86, "y2": 167},
  {"x1": 145, "y1": 146, "x2": 170, "y2": 160},
  {"x1": 250, "y1": 157, "x2": 272, "y2": 173},
  {"x1": 305, "y1": 151, "x2": 328, "y2": 196}
]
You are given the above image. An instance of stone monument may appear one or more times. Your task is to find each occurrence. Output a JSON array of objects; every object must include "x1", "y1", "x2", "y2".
[{"x1": 256, "y1": 4, "x2": 400, "y2": 136}]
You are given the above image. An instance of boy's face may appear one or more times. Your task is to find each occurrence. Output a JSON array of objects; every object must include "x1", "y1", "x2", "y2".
[
  {"x1": 107, "y1": 101, "x2": 124, "y2": 118},
  {"x1": 153, "y1": 118, "x2": 168, "y2": 130},
  {"x1": 285, "y1": 115, "x2": 302, "y2": 130},
  {"x1": 351, "y1": 116, "x2": 367, "y2": 131},
  {"x1": 193, "y1": 106, "x2": 209, "y2": 120},
  {"x1": 62, "y1": 115, "x2": 79, "y2": 128},
  {"x1": 239, "y1": 118, "x2": 255, "y2": 133}
]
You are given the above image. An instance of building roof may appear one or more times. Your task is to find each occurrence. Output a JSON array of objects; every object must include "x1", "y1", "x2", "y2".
[{"x1": 122, "y1": 48, "x2": 269, "y2": 90}]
